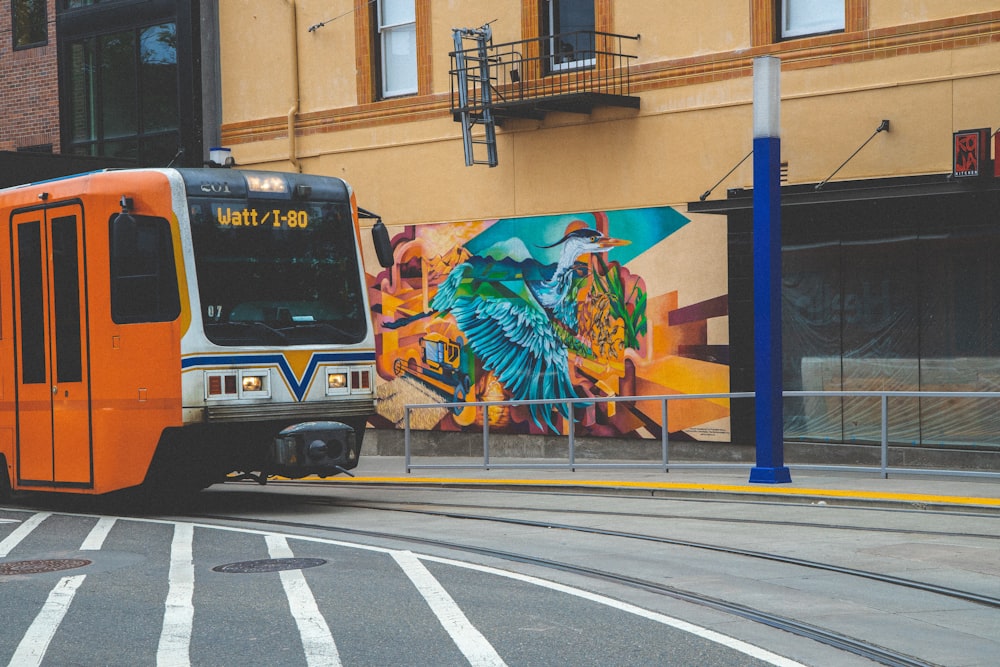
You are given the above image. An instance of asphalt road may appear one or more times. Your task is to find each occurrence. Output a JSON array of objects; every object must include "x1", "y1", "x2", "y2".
[{"x1": 2, "y1": 480, "x2": 999, "y2": 666}]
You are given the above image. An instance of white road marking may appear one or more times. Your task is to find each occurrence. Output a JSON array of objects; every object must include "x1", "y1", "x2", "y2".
[
  {"x1": 392, "y1": 550, "x2": 508, "y2": 667},
  {"x1": 0, "y1": 512, "x2": 51, "y2": 557},
  {"x1": 5, "y1": 512, "x2": 808, "y2": 667},
  {"x1": 199, "y1": 522, "x2": 806, "y2": 667},
  {"x1": 419, "y1": 554, "x2": 809, "y2": 667},
  {"x1": 265, "y1": 534, "x2": 342, "y2": 667},
  {"x1": 80, "y1": 517, "x2": 116, "y2": 551},
  {"x1": 7, "y1": 574, "x2": 86, "y2": 667},
  {"x1": 157, "y1": 523, "x2": 194, "y2": 667}
]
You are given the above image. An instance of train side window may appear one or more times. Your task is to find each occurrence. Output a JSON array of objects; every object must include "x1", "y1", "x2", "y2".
[
  {"x1": 17, "y1": 221, "x2": 46, "y2": 383},
  {"x1": 52, "y1": 216, "x2": 82, "y2": 382},
  {"x1": 109, "y1": 215, "x2": 181, "y2": 324}
]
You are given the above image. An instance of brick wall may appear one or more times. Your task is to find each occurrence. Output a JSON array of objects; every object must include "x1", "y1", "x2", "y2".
[{"x1": 0, "y1": 1, "x2": 61, "y2": 152}]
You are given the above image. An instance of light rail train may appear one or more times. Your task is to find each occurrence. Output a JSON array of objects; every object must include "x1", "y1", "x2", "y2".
[{"x1": 0, "y1": 167, "x2": 390, "y2": 497}]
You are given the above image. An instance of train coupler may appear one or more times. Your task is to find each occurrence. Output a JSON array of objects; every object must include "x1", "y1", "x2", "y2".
[{"x1": 268, "y1": 421, "x2": 359, "y2": 479}]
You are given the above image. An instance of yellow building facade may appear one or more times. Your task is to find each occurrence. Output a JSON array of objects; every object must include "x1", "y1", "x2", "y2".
[
  {"x1": 217, "y1": 2, "x2": 1000, "y2": 458},
  {"x1": 219, "y1": 2, "x2": 1000, "y2": 210}
]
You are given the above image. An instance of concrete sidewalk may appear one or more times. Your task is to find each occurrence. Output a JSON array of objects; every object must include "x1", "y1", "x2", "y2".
[{"x1": 326, "y1": 455, "x2": 1000, "y2": 511}]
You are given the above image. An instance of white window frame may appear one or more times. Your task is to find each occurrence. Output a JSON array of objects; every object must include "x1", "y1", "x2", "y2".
[
  {"x1": 377, "y1": 0, "x2": 417, "y2": 98},
  {"x1": 780, "y1": 0, "x2": 845, "y2": 39}
]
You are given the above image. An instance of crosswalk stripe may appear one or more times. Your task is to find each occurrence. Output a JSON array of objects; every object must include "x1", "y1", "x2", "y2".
[
  {"x1": 0, "y1": 512, "x2": 51, "y2": 558},
  {"x1": 393, "y1": 550, "x2": 508, "y2": 667},
  {"x1": 266, "y1": 534, "x2": 342, "y2": 667},
  {"x1": 7, "y1": 575, "x2": 86, "y2": 667},
  {"x1": 80, "y1": 517, "x2": 116, "y2": 551},
  {"x1": 157, "y1": 523, "x2": 194, "y2": 667}
]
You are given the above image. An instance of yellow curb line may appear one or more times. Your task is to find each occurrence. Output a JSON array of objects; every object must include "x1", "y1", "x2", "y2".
[{"x1": 291, "y1": 475, "x2": 1000, "y2": 507}]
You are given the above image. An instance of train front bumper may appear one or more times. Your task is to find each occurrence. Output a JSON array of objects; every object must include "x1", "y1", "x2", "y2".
[{"x1": 268, "y1": 421, "x2": 358, "y2": 478}]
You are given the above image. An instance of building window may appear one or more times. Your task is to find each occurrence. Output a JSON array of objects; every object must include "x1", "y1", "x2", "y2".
[
  {"x1": 752, "y1": 0, "x2": 863, "y2": 46},
  {"x1": 541, "y1": 0, "x2": 595, "y2": 72},
  {"x1": 377, "y1": 0, "x2": 417, "y2": 98},
  {"x1": 12, "y1": 0, "x2": 47, "y2": 49},
  {"x1": 65, "y1": 23, "x2": 180, "y2": 165},
  {"x1": 779, "y1": 0, "x2": 845, "y2": 39}
]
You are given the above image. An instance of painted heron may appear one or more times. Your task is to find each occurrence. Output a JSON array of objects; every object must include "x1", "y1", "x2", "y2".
[{"x1": 427, "y1": 227, "x2": 629, "y2": 430}]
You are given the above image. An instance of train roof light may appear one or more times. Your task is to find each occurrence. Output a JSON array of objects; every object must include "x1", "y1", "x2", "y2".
[{"x1": 245, "y1": 174, "x2": 288, "y2": 195}]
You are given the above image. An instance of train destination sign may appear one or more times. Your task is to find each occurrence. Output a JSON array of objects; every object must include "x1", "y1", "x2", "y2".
[{"x1": 214, "y1": 206, "x2": 309, "y2": 229}]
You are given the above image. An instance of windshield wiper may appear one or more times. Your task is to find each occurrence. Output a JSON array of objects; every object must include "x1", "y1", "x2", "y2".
[
  {"x1": 208, "y1": 321, "x2": 290, "y2": 344},
  {"x1": 296, "y1": 321, "x2": 365, "y2": 341}
]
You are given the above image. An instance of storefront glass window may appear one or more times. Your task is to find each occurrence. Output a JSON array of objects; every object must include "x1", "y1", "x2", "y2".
[{"x1": 782, "y1": 200, "x2": 1000, "y2": 447}]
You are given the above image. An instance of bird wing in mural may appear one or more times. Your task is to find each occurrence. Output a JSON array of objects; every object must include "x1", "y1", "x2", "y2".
[
  {"x1": 431, "y1": 260, "x2": 577, "y2": 430},
  {"x1": 429, "y1": 227, "x2": 629, "y2": 431}
]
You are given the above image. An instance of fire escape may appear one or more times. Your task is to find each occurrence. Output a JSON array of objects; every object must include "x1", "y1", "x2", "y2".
[{"x1": 450, "y1": 25, "x2": 640, "y2": 167}]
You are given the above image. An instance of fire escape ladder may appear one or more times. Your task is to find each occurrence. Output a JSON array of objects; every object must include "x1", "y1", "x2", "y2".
[{"x1": 452, "y1": 26, "x2": 498, "y2": 167}]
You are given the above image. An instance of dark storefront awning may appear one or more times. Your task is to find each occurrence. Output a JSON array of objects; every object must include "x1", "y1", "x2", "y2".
[{"x1": 688, "y1": 173, "x2": 1000, "y2": 214}]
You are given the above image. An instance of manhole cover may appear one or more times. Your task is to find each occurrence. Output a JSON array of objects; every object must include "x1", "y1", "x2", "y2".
[
  {"x1": 0, "y1": 558, "x2": 92, "y2": 575},
  {"x1": 213, "y1": 558, "x2": 327, "y2": 574}
]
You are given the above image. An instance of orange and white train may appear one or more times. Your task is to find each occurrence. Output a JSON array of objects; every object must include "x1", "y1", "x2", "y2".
[{"x1": 0, "y1": 167, "x2": 388, "y2": 497}]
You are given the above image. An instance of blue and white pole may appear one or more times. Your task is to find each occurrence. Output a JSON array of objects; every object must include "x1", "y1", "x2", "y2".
[{"x1": 749, "y1": 56, "x2": 791, "y2": 484}]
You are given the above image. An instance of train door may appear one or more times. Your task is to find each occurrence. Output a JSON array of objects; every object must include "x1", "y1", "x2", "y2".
[{"x1": 11, "y1": 203, "x2": 92, "y2": 487}]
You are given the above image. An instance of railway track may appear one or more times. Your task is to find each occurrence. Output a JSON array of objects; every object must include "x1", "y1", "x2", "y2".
[
  {"x1": 183, "y1": 482, "x2": 1000, "y2": 667},
  {"x1": 8, "y1": 480, "x2": 997, "y2": 666}
]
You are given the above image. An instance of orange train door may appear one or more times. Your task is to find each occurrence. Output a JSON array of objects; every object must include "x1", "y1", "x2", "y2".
[{"x1": 11, "y1": 203, "x2": 92, "y2": 488}]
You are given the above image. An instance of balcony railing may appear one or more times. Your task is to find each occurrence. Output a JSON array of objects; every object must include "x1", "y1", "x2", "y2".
[{"x1": 449, "y1": 30, "x2": 640, "y2": 122}]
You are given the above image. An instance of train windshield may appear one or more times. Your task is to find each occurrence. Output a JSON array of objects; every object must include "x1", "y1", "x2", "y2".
[{"x1": 188, "y1": 196, "x2": 367, "y2": 346}]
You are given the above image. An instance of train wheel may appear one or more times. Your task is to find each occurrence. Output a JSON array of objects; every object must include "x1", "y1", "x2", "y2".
[{"x1": 144, "y1": 431, "x2": 228, "y2": 496}]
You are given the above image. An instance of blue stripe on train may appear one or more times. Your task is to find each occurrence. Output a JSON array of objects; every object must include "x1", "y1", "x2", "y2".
[{"x1": 181, "y1": 352, "x2": 376, "y2": 401}]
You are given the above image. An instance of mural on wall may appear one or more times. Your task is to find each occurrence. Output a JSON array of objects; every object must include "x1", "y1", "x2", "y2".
[{"x1": 366, "y1": 206, "x2": 732, "y2": 441}]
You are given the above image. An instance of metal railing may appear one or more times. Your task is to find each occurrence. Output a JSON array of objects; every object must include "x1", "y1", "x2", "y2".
[
  {"x1": 784, "y1": 391, "x2": 1000, "y2": 479},
  {"x1": 449, "y1": 30, "x2": 640, "y2": 119},
  {"x1": 402, "y1": 390, "x2": 1000, "y2": 479}
]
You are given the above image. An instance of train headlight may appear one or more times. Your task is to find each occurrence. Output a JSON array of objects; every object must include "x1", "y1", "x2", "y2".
[
  {"x1": 239, "y1": 370, "x2": 270, "y2": 398},
  {"x1": 326, "y1": 370, "x2": 349, "y2": 395},
  {"x1": 202, "y1": 369, "x2": 271, "y2": 400}
]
